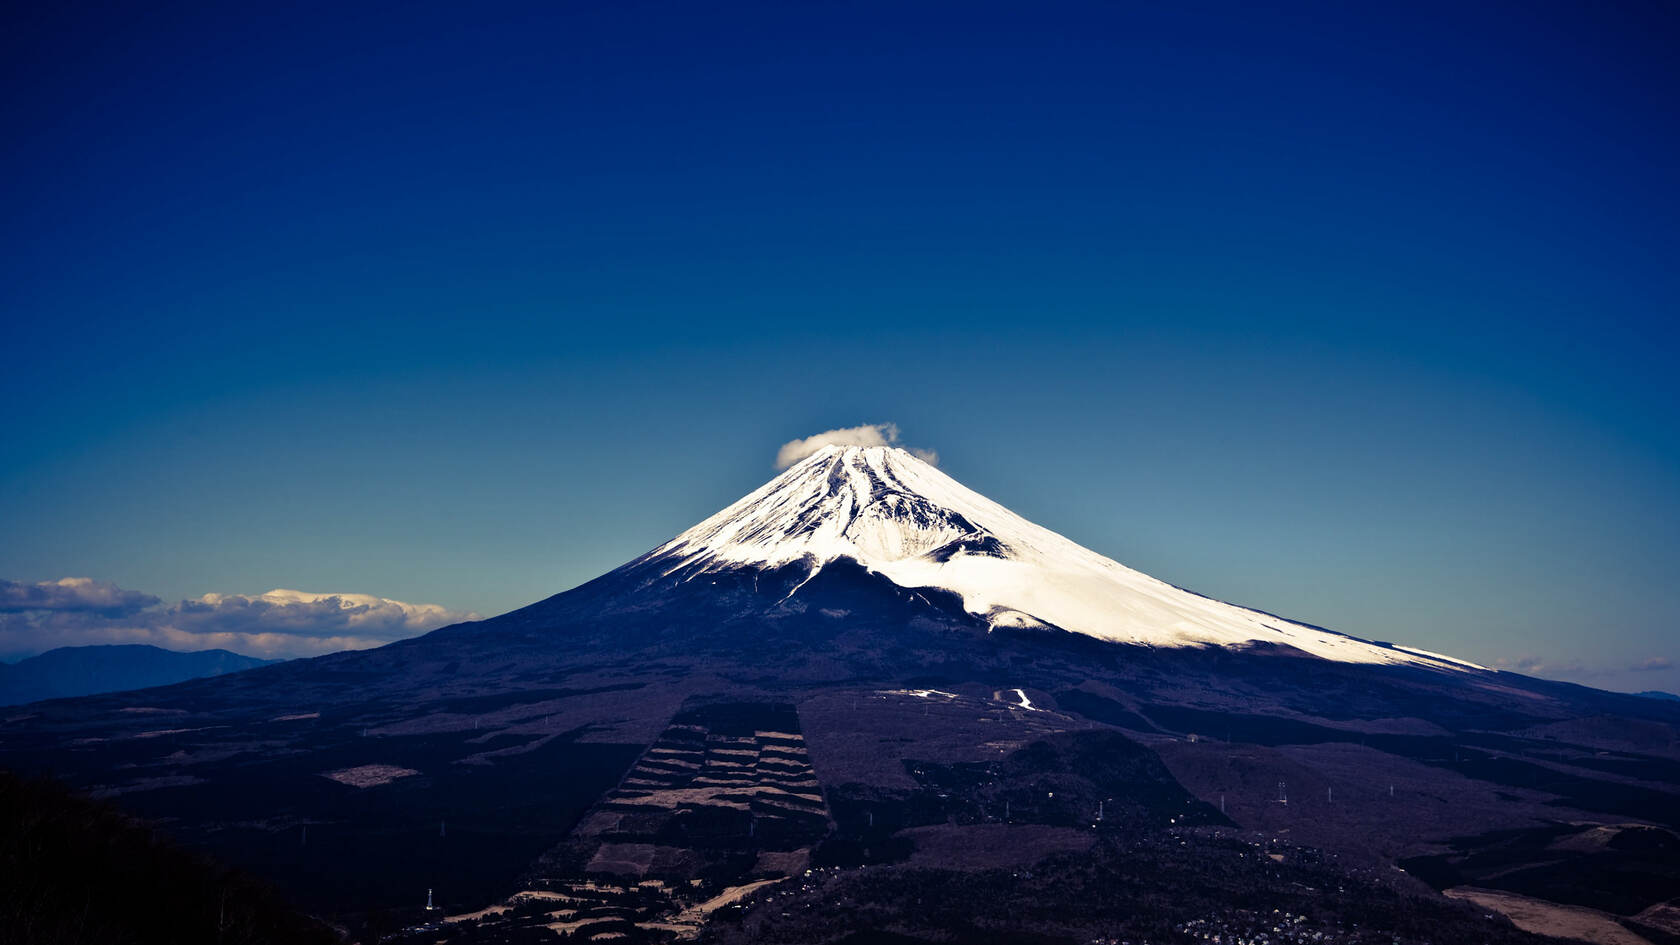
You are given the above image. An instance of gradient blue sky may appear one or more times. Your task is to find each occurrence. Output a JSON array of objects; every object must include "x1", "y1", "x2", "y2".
[{"x1": 2, "y1": 1, "x2": 1676, "y2": 690}]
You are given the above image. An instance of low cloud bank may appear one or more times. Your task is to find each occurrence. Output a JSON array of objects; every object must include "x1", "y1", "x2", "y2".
[
  {"x1": 1490, "y1": 651, "x2": 1677, "y2": 695},
  {"x1": 774, "y1": 423, "x2": 939, "y2": 470},
  {"x1": 0, "y1": 577, "x2": 160, "y2": 616},
  {"x1": 0, "y1": 578, "x2": 477, "y2": 660}
]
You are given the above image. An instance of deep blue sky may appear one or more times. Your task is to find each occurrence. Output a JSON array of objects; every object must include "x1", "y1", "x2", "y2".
[{"x1": 3, "y1": 1, "x2": 1676, "y2": 689}]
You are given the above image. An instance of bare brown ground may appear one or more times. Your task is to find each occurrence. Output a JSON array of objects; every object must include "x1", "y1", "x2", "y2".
[
  {"x1": 678, "y1": 878, "x2": 785, "y2": 920},
  {"x1": 1632, "y1": 902, "x2": 1680, "y2": 938},
  {"x1": 319, "y1": 764, "x2": 419, "y2": 788},
  {"x1": 1445, "y1": 887, "x2": 1652, "y2": 945},
  {"x1": 585, "y1": 842, "x2": 659, "y2": 875}
]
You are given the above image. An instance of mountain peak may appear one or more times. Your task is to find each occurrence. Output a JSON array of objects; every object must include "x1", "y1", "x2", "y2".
[
  {"x1": 637, "y1": 446, "x2": 1482, "y2": 671},
  {"x1": 652, "y1": 442, "x2": 988, "y2": 572}
]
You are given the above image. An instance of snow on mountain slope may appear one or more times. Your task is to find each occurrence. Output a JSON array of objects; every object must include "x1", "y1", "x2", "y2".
[{"x1": 647, "y1": 445, "x2": 1480, "y2": 670}]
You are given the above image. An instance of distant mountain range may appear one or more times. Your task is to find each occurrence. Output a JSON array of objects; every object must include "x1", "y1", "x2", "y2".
[{"x1": 0, "y1": 644, "x2": 279, "y2": 706}]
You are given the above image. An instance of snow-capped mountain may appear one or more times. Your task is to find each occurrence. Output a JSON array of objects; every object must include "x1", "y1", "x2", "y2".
[
  {"x1": 640, "y1": 444, "x2": 1478, "y2": 670},
  {"x1": 13, "y1": 445, "x2": 1677, "y2": 945}
]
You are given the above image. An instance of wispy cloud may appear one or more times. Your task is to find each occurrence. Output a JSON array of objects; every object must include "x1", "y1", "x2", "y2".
[
  {"x1": 1488, "y1": 652, "x2": 1680, "y2": 695},
  {"x1": 0, "y1": 579, "x2": 477, "y2": 660},
  {"x1": 1491, "y1": 654, "x2": 1589, "y2": 678},
  {"x1": 774, "y1": 423, "x2": 939, "y2": 470}
]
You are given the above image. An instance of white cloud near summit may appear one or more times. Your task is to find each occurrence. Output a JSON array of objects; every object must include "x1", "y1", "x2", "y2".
[
  {"x1": 0, "y1": 579, "x2": 478, "y2": 660},
  {"x1": 774, "y1": 423, "x2": 939, "y2": 470}
]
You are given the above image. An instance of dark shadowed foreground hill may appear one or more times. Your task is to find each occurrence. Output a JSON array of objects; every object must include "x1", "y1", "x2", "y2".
[
  {"x1": 0, "y1": 645, "x2": 278, "y2": 706},
  {"x1": 0, "y1": 770, "x2": 336, "y2": 945}
]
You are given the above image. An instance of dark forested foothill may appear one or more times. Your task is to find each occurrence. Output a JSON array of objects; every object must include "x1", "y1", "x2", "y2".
[{"x1": 0, "y1": 770, "x2": 337, "y2": 945}]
